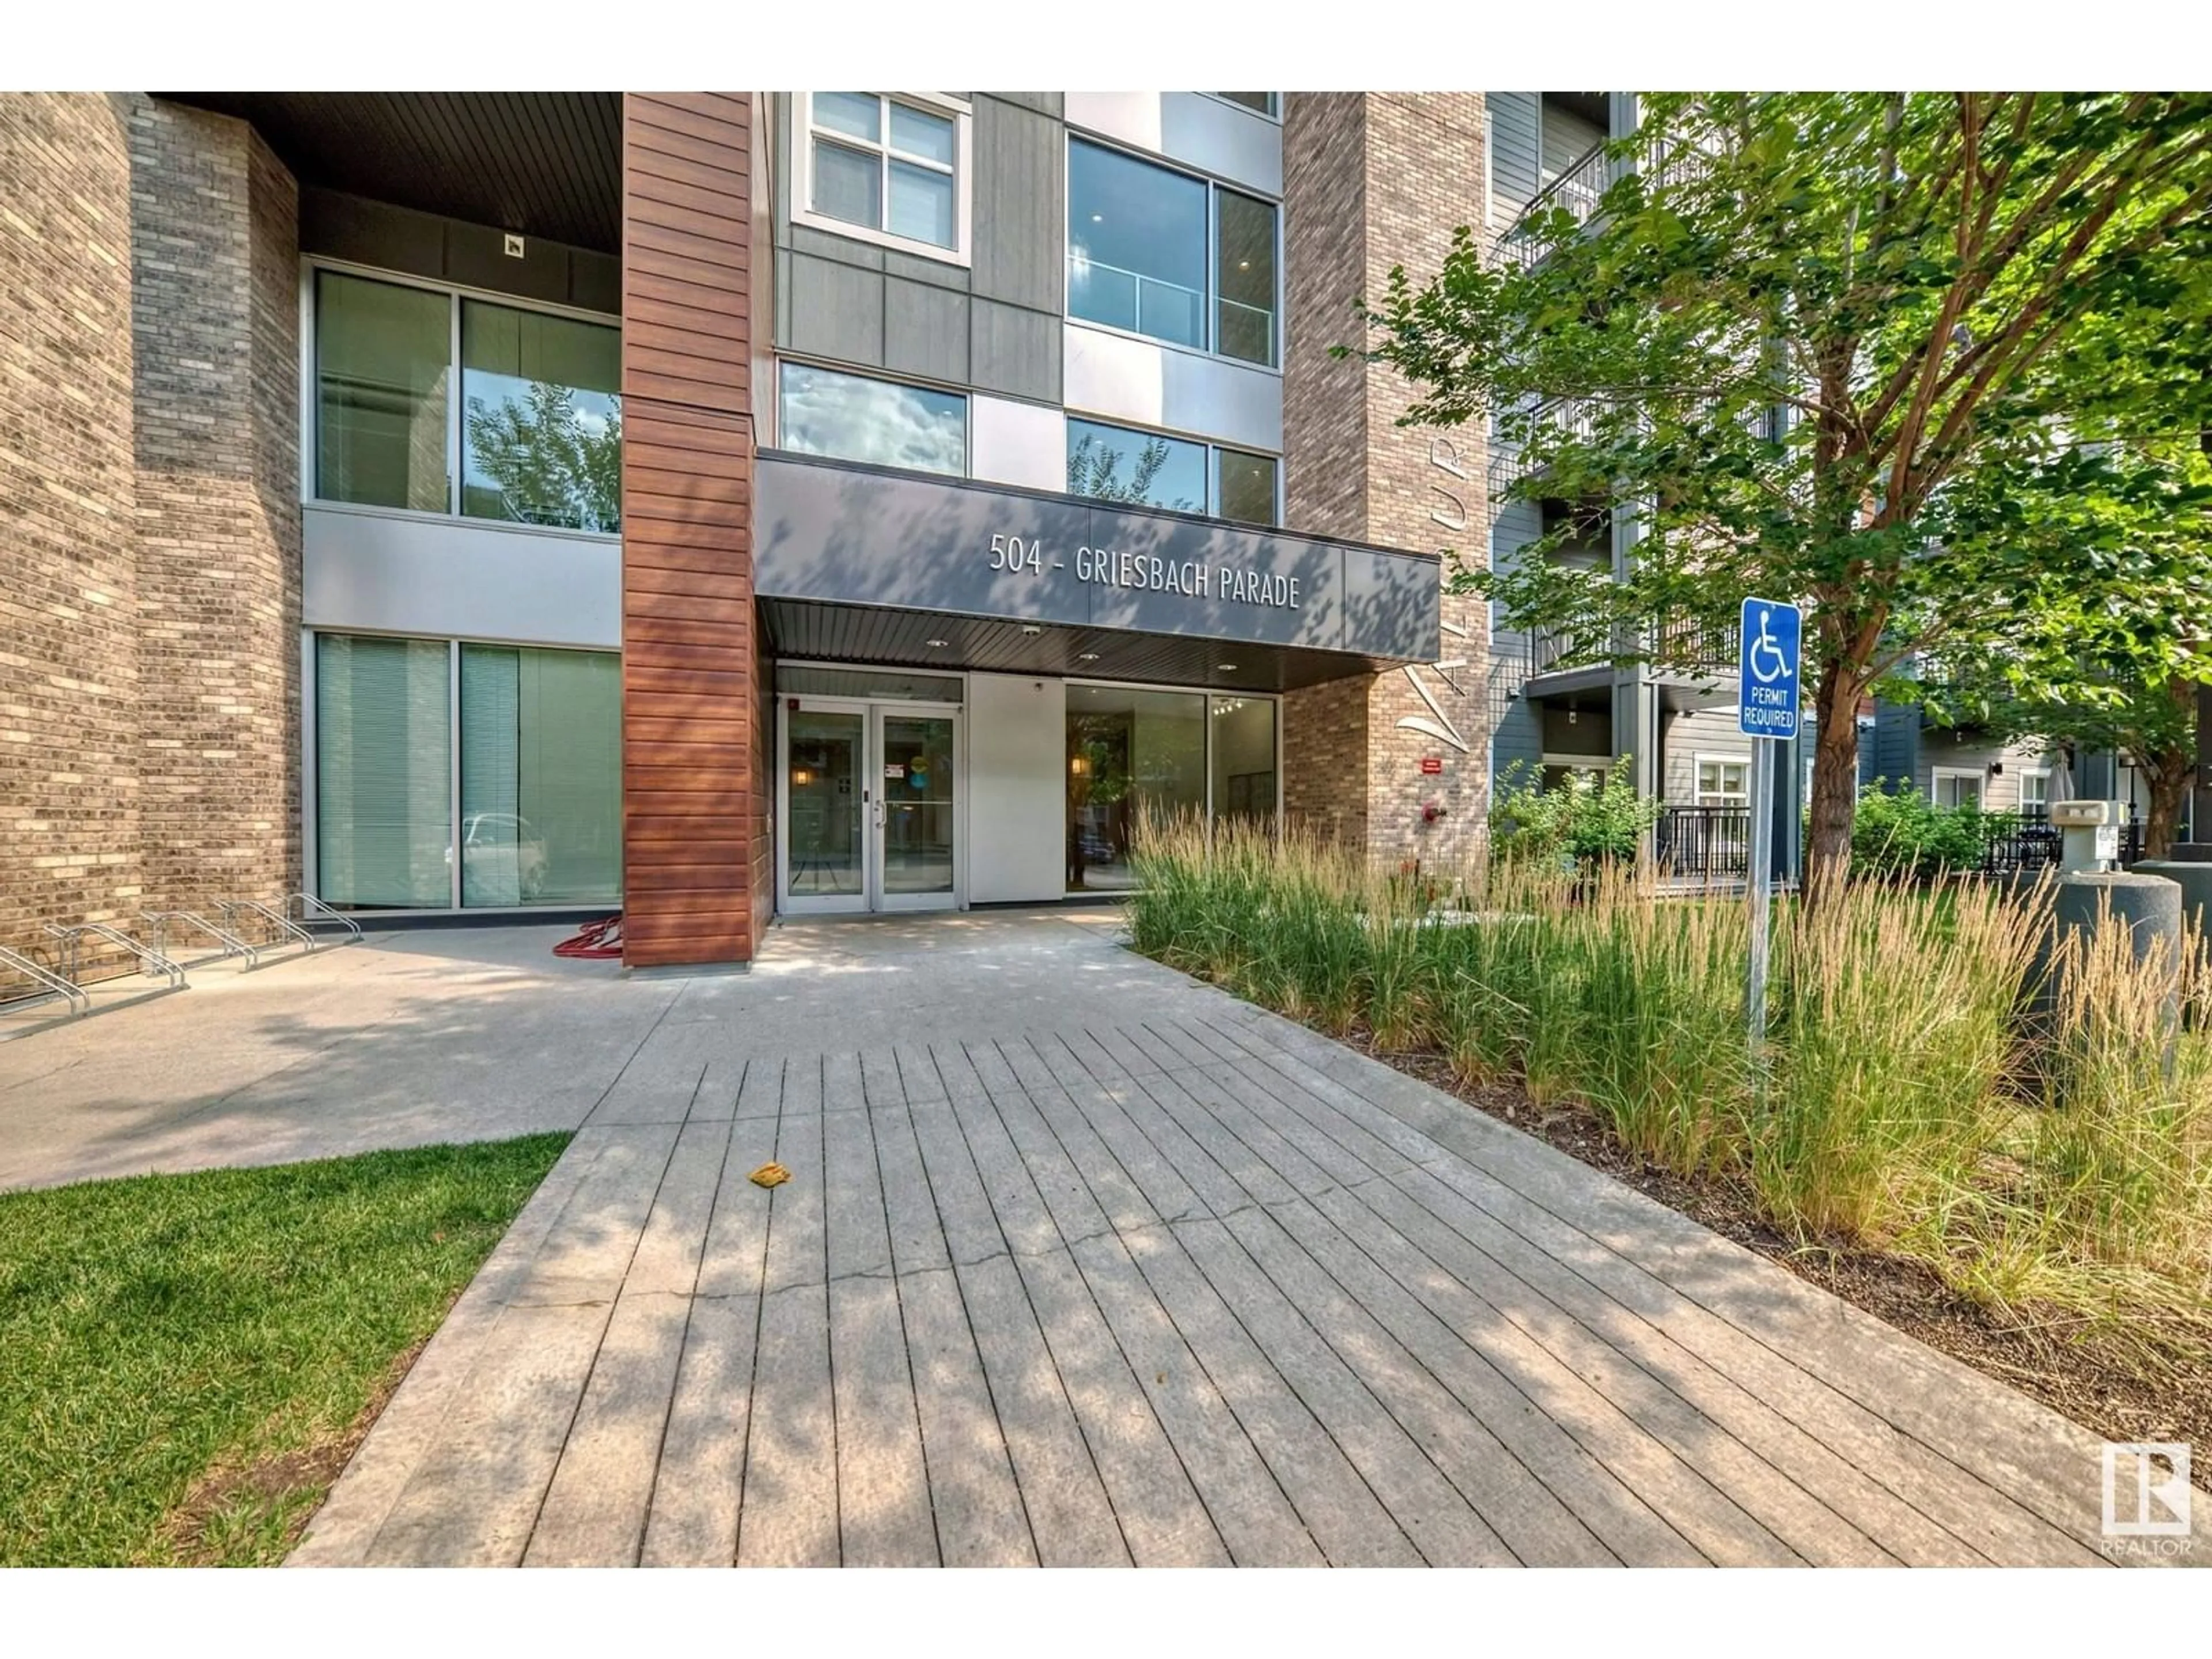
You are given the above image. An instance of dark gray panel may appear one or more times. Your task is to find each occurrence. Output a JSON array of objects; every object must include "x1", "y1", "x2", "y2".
[
  {"x1": 787, "y1": 252, "x2": 886, "y2": 366},
  {"x1": 774, "y1": 248, "x2": 793, "y2": 348},
  {"x1": 971, "y1": 299, "x2": 1059, "y2": 402},
  {"x1": 300, "y1": 188, "x2": 445, "y2": 280},
  {"x1": 755, "y1": 455, "x2": 1095, "y2": 627},
  {"x1": 1342, "y1": 545, "x2": 1442, "y2": 662},
  {"x1": 971, "y1": 98, "x2": 1064, "y2": 315},
  {"x1": 447, "y1": 220, "x2": 570, "y2": 305},
  {"x1": 1085, "y1": 509, "x2": 1340, "y2": 650},
  {"x1": 789, "y1": 221, "x2": 885, "y2": 271},
  {"x1": 754, "y1": 452, "x2": 1440, "y2": 665},
  {"x1": 882, "y1": 247, "x2": 968, "y2": 291},
  {"x1": 884, "y1": 279, "x2": 971, "y2": 384},
  {"x1": 570, "y1": 247, "x2": 620, "y2": 315}
]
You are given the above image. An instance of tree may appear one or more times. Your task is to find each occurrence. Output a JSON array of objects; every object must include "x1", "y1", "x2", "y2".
[
  {"x1": 465, "y1": 381, "x2": 623, "y2": 533},
  {"x1": 1911, "y1": 434, "x2": 2212, "y2": 857},
  {"x1": 1360, "y1": 93, "x2": 2212, "y2": 900}
]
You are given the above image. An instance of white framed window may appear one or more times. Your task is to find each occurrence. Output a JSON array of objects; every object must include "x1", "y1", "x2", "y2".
[
  {"x1": 2018, "y1": 769, "x2": 2052, "y2": 813},
  {"x1": 1694, "y1": 756, "x2": 1749, "y2": 807},
  {"x1": 1932, "y1": 767, "x2": 1984, "y2": 810},
  {"x1": 794, "y1": 92, "x2": 972, "y2": 264}
]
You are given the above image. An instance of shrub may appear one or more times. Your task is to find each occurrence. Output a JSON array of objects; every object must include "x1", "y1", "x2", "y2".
[
  {"x1": 1851, "y1": 779, "x2": 2018, "y2": 879},
  {"x1": 1490, "y1": 758, "x2": 1664, "y2": 869}
]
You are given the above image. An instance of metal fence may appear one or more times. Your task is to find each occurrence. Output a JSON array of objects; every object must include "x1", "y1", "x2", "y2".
[{"x1": 1655, "y1": 805, "x2": 1752, "y2": 882}]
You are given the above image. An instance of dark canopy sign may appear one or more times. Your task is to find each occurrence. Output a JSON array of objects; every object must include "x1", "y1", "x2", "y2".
[{"x1": 753, "y1": 451, "x2": 1440, "y2": 663}]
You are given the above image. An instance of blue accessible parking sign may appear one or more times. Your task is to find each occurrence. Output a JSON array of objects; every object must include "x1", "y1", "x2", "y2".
[{"x1": 1738, "y1": 597, "x2": 1802, "y2": 740}]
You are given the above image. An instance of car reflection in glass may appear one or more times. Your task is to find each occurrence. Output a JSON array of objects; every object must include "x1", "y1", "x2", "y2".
[{"x1": 445, "y1": 812, "x2": 550, "y2": 903}]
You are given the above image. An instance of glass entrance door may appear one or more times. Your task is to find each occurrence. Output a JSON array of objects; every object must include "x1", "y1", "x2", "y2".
[
  {"x1": 785, "y1": 706, "x2": 868, "y2": 913},
  {"x1": 780, "y1": 699, "x2": 960, "y2": 914},
  {"x1": 877, "y1": 711, "x2": 956, "y2": 909}
]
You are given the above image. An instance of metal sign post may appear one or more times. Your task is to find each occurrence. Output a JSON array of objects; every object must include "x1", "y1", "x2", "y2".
[{"x1": 1738, "y1": 597, "x2": 1802, "y2": 1050}]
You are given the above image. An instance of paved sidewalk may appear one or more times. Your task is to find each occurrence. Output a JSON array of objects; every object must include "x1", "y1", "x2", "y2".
[{"x1": 278, "y1": 919, "x2": 2168, "y2": 1567}]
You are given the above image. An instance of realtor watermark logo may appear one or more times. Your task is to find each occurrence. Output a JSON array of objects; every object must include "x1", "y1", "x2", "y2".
[{"x1": 2101, "y1": 1442, "x2": 2193, "y2": 1558}]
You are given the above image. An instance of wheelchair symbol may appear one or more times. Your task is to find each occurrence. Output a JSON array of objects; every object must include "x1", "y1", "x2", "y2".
[{"x1": 1748, "y1": 607, "x2": 1795, "y2": 686}]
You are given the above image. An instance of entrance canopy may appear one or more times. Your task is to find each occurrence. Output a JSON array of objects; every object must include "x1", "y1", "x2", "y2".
[{"x1": 754, "y1": 452, "x2": 1441, "y2": 692}]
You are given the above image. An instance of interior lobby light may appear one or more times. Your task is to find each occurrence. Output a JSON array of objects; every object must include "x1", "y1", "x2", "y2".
[
  {"x1": 791, "y1": 767, "x2": 813, "y2": 787},
  {"x1": 1070, "y1": 753, "x2": 1091, "y2": 777}
]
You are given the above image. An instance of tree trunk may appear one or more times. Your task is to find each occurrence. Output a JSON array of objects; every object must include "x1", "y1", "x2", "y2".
[
  {"x1": 2146, "y1": 760, "x2": 2187, "y2": 860},
  {"x1": 1804, "y1": 660, "x2": 1863, "y2": 907}
]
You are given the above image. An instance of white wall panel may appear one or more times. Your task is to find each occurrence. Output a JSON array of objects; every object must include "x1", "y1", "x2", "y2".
[
  {"x1": 304, "y1": 506, "x2": 620, "y2": 649},
  {"x1": 1063, "y1": 324, "x2": 1282, "y2": 453},
  {"x1": 970, "y1": 395, "x2": 1069, "y2": 492},
  {"x1": 966, "y1": 672, "x2": 1067, "y2": 903},
  {"x1": 1065, "y1": 93, "x2": 1281, "y2": 196}
]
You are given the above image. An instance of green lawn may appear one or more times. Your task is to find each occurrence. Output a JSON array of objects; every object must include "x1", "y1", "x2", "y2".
[{"x1": 0, "y1": 1134, "x2": 570, "y2": 1566}]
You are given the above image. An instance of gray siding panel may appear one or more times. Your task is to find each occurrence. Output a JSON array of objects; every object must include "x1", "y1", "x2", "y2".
[
  {"x1": 787, "y1": 251, "x2": 886, "y2": 367},
  {"x1": 1493, "y1": 695, "x2": 1543, "y2": 786},
  {"x1": 1664, "y1": 709, "x2": 1753, "y2": 805},
  {"x1": 1870, "y1": 701, "x2": 1919, "y2": 791},
  {"x1": 1540, "y1": 102, "x2": 1605, "y2": 184},
  {"x1": 989, "y1": 91, "x2": 1065, "y2": 118},
  {"x1": 971, "y1": 298, "x2": 1059, "y2": 403},
  {"x1": 789, "y1": 221, "x2": 886, "y2": 271},
  {"x1": 885, "y1": 276, "x2": 971, "y2": 384},
  {"x1": 1488, "y1": 92, "x2": 1541, "y2": 218},
  {"x1": 972, "y1": 96, "x2": 1065, "y2": 315}
]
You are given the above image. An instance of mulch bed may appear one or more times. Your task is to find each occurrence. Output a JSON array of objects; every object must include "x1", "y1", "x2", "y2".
[{"x1": 1335, "y1": 1027, "x2": 2212, "y2": 1465}]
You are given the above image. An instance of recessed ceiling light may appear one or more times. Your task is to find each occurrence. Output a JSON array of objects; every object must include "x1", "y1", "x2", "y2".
[
  {"x1": 926, "y1": 638, "x2": 949, "y2": 647},
  {"x1": 1021, "y1": 624, "x2": 1044, "y2": 637},
  {"x1": 1090, "y1": 213, "x2": 1103, "y2": 222},
  {"x1": 1078, "y1": 651, "x2": 1100, "y2": 661},
  {"x1": 1218, "y1": 662, "x2": 1238, "y2": 672},
  {"x1": 1238, "y1": 259, "x2": 1251, "y2": 270}
]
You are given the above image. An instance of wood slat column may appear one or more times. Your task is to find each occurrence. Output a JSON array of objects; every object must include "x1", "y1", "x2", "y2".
[{"x1": 620, "y1": 93, "x2": 768, "y2": 967}]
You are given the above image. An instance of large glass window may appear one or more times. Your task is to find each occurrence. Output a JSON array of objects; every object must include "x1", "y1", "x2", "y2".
[
  {"x1": 1217, "y1": 447, "x2": 1280, "y2": 527},
  {"x1": 1215, "y1": 93, "x2": 1279, "y2": 118},
  {"x1": 1066, "y1": 419, "x2": 1206, "y2": 513},
  {"x1": 460, "y1": 645, "x2": 622, "y2": 905},
  {"x1": 1210, "y1": 696, "x2": 1278, "y2": 827},
  {"x1": 1067, "y1": 140, "x2": 1209, "y2": 351},
  {"x1": 1067, "y1": 138, "x2": 1278, "y2": 368},
  {"x1": 316, "y1": 635, "x2": 452, "y2": 908},
  {"x1": 1066, "y1": 418, "x2": 1279, "y2": 526},
  {"x1": 804, "y1": 93, "x2": 962, "y2": 252},
  {"x1": 779, "y1": 362, "x2": 967, "y2": 476},
  {"x1": 461, "y1": 301, "x2": 623, "y2": 532},
  {"x1": 316, "y1": 272, "x2": 452, "y2": 512},
  {"x1": 316, "y1": 634, "x2": 622, "y2": 910},
  {"x1": 315, "y1": 269, "x2": 621, "y2": 530},
  {"x1": 1067, "y1": 687, "x2": 1207, "y2": 893}
]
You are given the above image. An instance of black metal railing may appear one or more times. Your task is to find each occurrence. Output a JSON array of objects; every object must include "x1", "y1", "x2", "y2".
[
  {"x1": 1979, "y1": 807, "x2": 2145, "y2": 874},
  {"x1": 1656, "y1": 804, "x2": 1752, "y2": 882}
]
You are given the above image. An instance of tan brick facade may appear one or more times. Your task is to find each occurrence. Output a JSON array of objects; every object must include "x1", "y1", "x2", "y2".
[
  {"x1": 1281, "y1": 92, "x2": 1493, "y2": 878},
  {"x1": 1, "y1": 93, "x2": 300, "y2": 979}
]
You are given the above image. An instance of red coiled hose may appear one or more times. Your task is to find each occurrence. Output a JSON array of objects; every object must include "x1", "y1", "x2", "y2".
[{"x1": 552, "y1": 912, "x2": 624, "y2": 960}]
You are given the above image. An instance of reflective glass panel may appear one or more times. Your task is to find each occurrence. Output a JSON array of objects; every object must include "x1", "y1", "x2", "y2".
[
  {"x1": 789, "y1": 711, "x2": 865, "y2": 897},
  {"x1": 1216, "y1": 447, "x2": 1279, "y2": 527},
  {"x1": 881, "y1": 714, "x2": 955, "y2": 896},
  {"x1": 888, "y1": 159, "x2": 954, "y2": 247},
  {"x1": 316, "y1": 271, "x2": 451, "y2": 512},
  {"x1": 812, "y1": 138, "x2": 881, "y2": 228},
  {"x1": 1067, "y1": 686, "x2": 1206, "y2": 893},
  {"x1": 779, "y1": 363, "x2": 966, "y2": 475},
  {"x1": 315, "y1": 634, "x2": 452, "y2": 908},
  {"x1": 1215, "y1": 188, "x2": 1278, "y2": 366},
  {"x1": 460, "y1": 301, "x2": 622, "y2": 532},
  {"x1": 1066, "y1": 418, "x2": 1206, "y2": 514},
  {"x1": 1210, "y1": 695, "x2": 1278, "y2": 828},
  {"x1": 813, "y1": 92, "x2": 881, "y2": 142},
  {"x1": 1067, "y1": 139, "x2": 1207, "y2": 349},
  {"x1": 459, "y1": 645, "x2": 622, "y2": 906}
]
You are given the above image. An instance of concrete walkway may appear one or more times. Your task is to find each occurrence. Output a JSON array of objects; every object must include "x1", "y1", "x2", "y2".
[{"x1": 176, "y1": 914, "x2": 2164, "y2": 1567}]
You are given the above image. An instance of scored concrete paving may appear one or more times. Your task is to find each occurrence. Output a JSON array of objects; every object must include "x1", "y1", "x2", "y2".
[{"x1": 2, "y1": 911, "x2": 2180, "y2": 1565}]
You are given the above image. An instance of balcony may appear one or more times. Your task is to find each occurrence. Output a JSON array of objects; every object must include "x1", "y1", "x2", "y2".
[
  {"x1": 1495, "y1": 117, "x2": 1725, "y2": 271},
  {"x1": 1656, "y1": 804, "x2": 1751, "y2": 887}
]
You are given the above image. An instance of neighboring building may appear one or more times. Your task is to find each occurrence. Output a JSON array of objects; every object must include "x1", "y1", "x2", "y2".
[{"x1": 2, "y1": 90, "x2": 1518, "y2": 977}]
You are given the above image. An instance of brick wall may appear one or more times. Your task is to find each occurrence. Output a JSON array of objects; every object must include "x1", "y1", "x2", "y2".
[
  {"x1": 1282, "y1": 93, "x2": 1494, "y2": 879},
  {"x1": 129, "y1": 99, "x2": 303, "y2": 916},
  {"x1": 0, "y1": 94, "x2": 142, "y2": 969},
  {"x1": 0, "y1": 92, "x2": 300, "y2": 982}
]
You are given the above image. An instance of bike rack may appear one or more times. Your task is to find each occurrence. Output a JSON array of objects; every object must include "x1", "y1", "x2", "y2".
[
  {"x1": 146, "y1": 910, "x2": 262, "y2": 968},
  {"x1": 0, "y1": 945, "x2": 92, "y2": 1018},
  {"x1": 290, "y1": 893, "x2": 363, "y2": 943},
  {"x1": 218, "y1": 898, "x2": 317, "y2": 955},
  {"x1": 41, "y1": 922, "x2": 188, "y2": 990}
]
